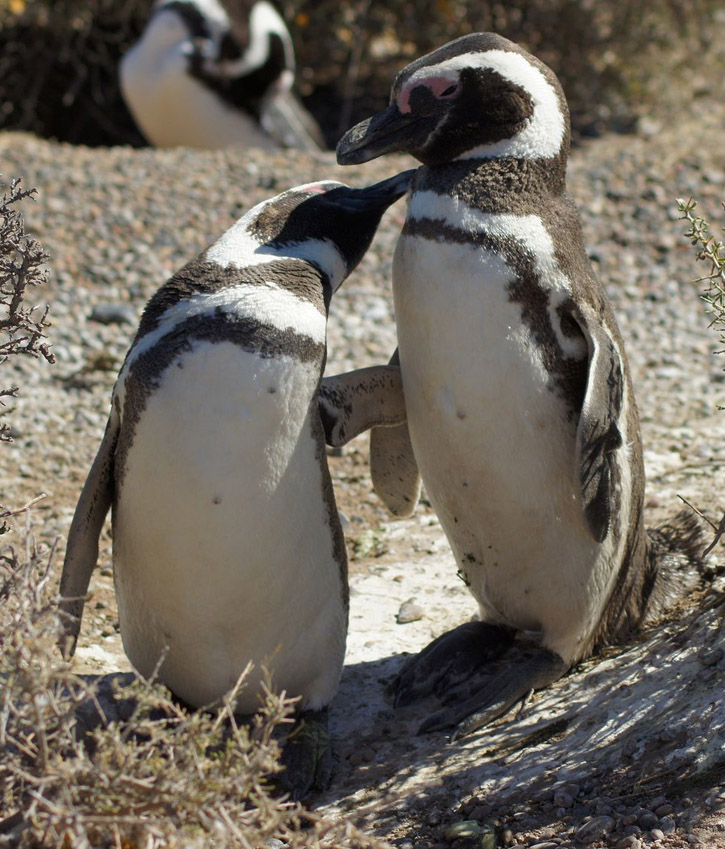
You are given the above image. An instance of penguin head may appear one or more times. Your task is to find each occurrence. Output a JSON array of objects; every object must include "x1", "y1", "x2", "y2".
[
  {"x1": 337, "y1": 33, "x2": 569, "y2": 168},
  {"x1": 145, "y1": 0, "x2": 292, "y2": 87},
  {"x1": 243, "y1": 170, "x2": 415, "y2": 291}
]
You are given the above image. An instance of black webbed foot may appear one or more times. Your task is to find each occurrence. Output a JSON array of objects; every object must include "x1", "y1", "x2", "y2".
[
  {"x1": 278, "y1": 707, "x2": 332, "y2": 801},
  {"x1": 392, "y1": 621, "x2": 514, "y2": 707},
  {"x1": 418, "y1": 645, "x2": 568, "y2": 739},
  {"x1": 392, "y1": 622, "x2": 568, "y2": 739}
]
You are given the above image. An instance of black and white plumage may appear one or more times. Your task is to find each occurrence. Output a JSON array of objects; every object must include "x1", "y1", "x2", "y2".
[
  {"x1": 120, "y1": 0, "x2": 323, "y2": 150},
  {"x1": 328, "y1": 33, "x2": 704, "y2": 737},
  {"x1": 58, "y1": 170, "x2": 412, "y2": 796}
]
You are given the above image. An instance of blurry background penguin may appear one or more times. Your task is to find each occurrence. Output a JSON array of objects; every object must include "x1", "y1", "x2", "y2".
[{"x1": 119, "y1": 0, "x2": 324, "y2": 151}]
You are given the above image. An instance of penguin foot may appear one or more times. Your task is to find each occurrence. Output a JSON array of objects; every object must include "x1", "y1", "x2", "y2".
[
  {"x1": 392, "y1": 621, "x2": 514, "y2": 707},
  {"x1": 417, "y1": 646, "x2": 569, "y2": 739},
  {"x1": 278, "y1": 708, "x2": 332, "y2": 801}
]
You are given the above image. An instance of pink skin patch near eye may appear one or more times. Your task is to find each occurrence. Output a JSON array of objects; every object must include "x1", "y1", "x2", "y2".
[
  {"x1": 396, "y1": 75, "x2": 459, "y2": 113},
  {"x1": 305, "y1": 183, "x2": 331, "y2": 194}
]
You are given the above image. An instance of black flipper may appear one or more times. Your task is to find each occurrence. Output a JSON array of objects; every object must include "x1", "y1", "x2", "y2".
[
  {"x1": 574, "y1": 310, "x2": 625, "y2": 543},
  {"x1": 58, "y1": 410, "x2": 119, "y2": 659},
  {"x1": 370, "y1": 348, "x2": 421, "y2": 518},
  {"x1": 319, "y1": 364, "x2": 406, "y2": 448}
]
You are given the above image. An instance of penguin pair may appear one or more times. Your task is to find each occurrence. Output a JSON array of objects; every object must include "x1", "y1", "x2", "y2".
[
  {"x1": 323, "y1": 32, "x2": 704, "y2": 737},
  {"x1": 62, "y1": 31, "x2": 706, "y2": 799},
  {"x1": 58, "y1": 171, "x2": 412, "y2": 798},
  {"x1": 120, "y1": 0, "x2": 323, "y2": 151}
]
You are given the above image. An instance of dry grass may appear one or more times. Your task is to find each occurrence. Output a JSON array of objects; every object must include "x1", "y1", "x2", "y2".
[{"x1": 0, "y1": 525, "x2": 385, "y2": 848}]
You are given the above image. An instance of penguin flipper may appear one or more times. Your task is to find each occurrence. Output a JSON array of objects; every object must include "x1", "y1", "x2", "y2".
[
  {"x1": 575, "y1": 313, "x2": 625, "y2": 543},
  {"x1": 58, "y1": 410, "x2": 119, "y2": 660},
  {"x1": 319, "y1": 364, "x2": 407, "y2": 447},
  {"x1": 370, "y1": 421, "x2": 421, "y2": 518},
  {"x1": 369, "y1": 349, "x2": 421, "y2": 518}
]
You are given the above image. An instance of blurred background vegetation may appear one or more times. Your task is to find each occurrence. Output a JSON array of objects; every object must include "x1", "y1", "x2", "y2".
[{"x1": 0, "y1": 0, "x2": 722, "y2": 147}]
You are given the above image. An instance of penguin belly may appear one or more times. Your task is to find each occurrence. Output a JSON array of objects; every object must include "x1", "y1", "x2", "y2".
[
  {"x1": 394, "y1": 234, "x2": 615, "y2": 662},
  {"x1": 120, "y1": 30, "x2": 276, "y2": 150},
  {"x1": 113, "y1": 340, "x2": 345, "y2": 712}
]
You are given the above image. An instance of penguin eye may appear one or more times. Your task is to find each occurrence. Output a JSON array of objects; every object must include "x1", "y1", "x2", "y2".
[{"x1": 439, "y1": 84, "x2": 459, "y2": 98}]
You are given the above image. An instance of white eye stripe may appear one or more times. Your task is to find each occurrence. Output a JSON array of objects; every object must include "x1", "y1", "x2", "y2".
[
  {"x1": 408, "y1": 190, "x2": 586, "y2": 358},
  {"x1": 402, "y1": 49, "x2": 566, "y2": 160}
]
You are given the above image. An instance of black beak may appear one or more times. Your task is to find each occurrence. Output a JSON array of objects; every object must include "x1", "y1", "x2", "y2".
[
  {"x1": 337, "y1": 103, "x2": 436, "y2": 165},
  {"x1": 328, "y1": 169, "x2": 416, "y2": 210}
]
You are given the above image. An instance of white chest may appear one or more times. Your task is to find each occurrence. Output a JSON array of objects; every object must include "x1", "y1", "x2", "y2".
[
  {"x1": 113, "y1": 341, "x2": 345, "y2": 711},
  {"x1": 120, "y1": 23, "x2": 276, "y2": 150},
  {"x1": 393, "y1": 223, "x2": 606, "y2": 662}
]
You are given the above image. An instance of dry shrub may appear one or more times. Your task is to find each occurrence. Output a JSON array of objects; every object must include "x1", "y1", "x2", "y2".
[
  {"x1": 0, "y1": 533, "x2": 384, "y2": 848},
  {"x1": 0, "y1": 0, "x2": 149, "y2": 146},
  {"x1": 0, "y1": 177, "x2": 53, "y2": 447},
  {"x1": 678, "y1": 198, "x2": 725, "y2": 341},
  {"x1": 677, "y1": 198, "x2": 725, "y2": 551}
]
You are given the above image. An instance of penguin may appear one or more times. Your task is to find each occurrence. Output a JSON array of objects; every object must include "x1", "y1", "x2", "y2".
[
  {"x1": 58, "y1": 169, "x2": 413, "y2": 796},
  {"x1": 119, "y1": 0, "x2": 324, "y2": 151},
  {"x1": 326, "y1": 33, "x2": 705, "y2": 738}
]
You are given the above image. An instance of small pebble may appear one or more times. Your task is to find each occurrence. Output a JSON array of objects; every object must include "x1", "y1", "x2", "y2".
[
  {"x1": 698, "y1": 646, "x2": 724, "y2": 667},
  {"x1": 638, "y1": 811, "x2": 658, "y2": 830},
  {"x1": 616, "y1": 838, "x2": 641, "y2": 849},
  {"x1": 396, "y1": 598, "x2": 424, "y2": 624},
  {"x1": 554, "y1": 791, "x2": 574, "y2": 809},
  {"x1": 622, "y1": 825, "x2": 642, "y2": 837},
  {"x1": 654, "y1": 803, "x2": 673, "y2": 817},
  {"x1": 480, "y1": 830, "x2": 496, "y2": 849},
  {"x1": 651, "y1": 828, "x2": 665, "y2": 841},
  {"x1": 660, "y1": 816, "x2": 676, "y2": 834},
  {"x1": 443, "y1": 821, "x2": 484, "y2": 842},
  {"x1": 89, "y1": 303, "x2": 136, "y2": 325},
  {"x1": 574, "y1": 816, "x2": 615, "y2": 844}
]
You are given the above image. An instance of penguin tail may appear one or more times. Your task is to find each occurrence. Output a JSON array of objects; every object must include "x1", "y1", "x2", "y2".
[{"x1": 644, "y1": 507, "x2": 718, "y2": 622}]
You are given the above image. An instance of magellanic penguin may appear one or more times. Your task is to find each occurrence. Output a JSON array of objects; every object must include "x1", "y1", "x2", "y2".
[
  {"x1": 327, "y1": 33, "x2": 706, "y2": 738},
  {"x1": 120, "y1": 0, "x2": 324, "y2": 151},
  {"x1": 58, "y1": 170, "x2": 413, "y2": 797}
]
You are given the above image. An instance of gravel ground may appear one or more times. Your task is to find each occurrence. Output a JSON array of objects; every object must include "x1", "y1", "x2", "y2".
[{"x1": 1, "y1": 97, "x2": 724, "y2": 847}]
